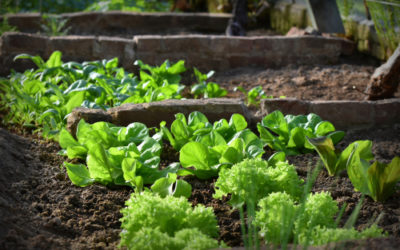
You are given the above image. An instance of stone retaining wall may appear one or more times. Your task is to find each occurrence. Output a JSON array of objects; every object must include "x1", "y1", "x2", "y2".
[
  {"x1": 65, "y1": 98, "x2": 400, "y2": 136},
  {"x1": 0, "y1": 32, "x2": 354, "y2": 75},
  {"x1": 261, "y1": 98, "x2": 400, "y2": 129},
  {"x1": 1, "y1": 12, "x2": 231, "y2": 37}
]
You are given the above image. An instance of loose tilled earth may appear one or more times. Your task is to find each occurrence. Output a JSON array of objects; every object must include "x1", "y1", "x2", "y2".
[{"x1": 1, "y1": 58, "x2": 400, "y2": 249}]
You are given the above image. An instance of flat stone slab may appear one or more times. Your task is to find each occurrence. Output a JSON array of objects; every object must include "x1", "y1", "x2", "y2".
[
  {"x1": 261, "y1": 98, "x2": 400, "y2": 129},
  {"x1": 305, "y1": 0, "x2": 345, "y2": 34},
  {"x1": 0, "y1": 32, "x2": 355, "y2": 75},
  {"x1": 67, "y1": 98, "x2": 251, "y2": 135}
]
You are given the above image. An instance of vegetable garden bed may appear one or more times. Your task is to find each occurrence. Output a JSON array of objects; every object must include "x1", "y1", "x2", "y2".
[{"x1": 1, "y1": 11, "x2": 400, "y2": 250}]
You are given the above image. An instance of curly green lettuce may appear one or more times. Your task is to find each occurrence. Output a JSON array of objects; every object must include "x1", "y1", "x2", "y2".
[
  {"x1": 119, "y1": 191, "x2": 222, "y2": 250},
  {"x1": 213, "y1": 158, "x2": 303, "y2": 208}
]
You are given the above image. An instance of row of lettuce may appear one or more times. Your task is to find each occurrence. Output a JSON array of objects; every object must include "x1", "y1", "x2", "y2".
[{"x1": 1, "y1": 53, "x2": 399, "y2": 249}]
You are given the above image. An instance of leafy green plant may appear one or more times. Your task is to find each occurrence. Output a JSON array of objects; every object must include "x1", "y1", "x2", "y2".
[
  {"x1": 0, "y1": 17, "x2": 18, "y2": 35},
  {"x1": 40, "y1": 14, "x2": 71, "y2": 36},
  {"x1": 308, "y1": 137, "x2": 400, "y2": 202},
  {"x1": 257, "y1": 111, "x2": 345, "y2": 155},
  {"x1": 347, "y1": 144, "x2": 400, "y2": 202},
  {"x1": 150, "y1": 172, "x2": 192, "y2": 198},
  {"x1": 307, "y1": 137, "x2": 373, "y2": 176},
  {"x1": 191, "y1": 68, "x2": 227, "y2": 98},
  {"x1": 254, "y1": 191, "x2": 384, "y2": 246},
  {"x1": 0, "y1": 51, "x2": 188, "y2": 138},
  {"x1": 161, "y1": 111, "x2": 251, "y2": 151},
  {"x1": 86, "y1": 0, "x2": 171, "y2": 12},
  {"x1": 234, "y1": 85, "x2": 274, "y2": 106},
  {"x1": 119, "y1": 191, "x2": 222, "y2": 250},
  {"x1": 160, "y1": 111, "x2": 264, "y2": 179},
  {"x1": 214, "y1": 157, "x2": 303, "y2": 208},
  {"x1": 60, "y1": 120, "x2": 179, "y2": 188}
]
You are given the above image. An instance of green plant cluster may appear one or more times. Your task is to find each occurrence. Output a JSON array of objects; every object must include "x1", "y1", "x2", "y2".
[
  {"x1": 257, "y1": 110, "x2": 345, "y2": 155},
  {"x1": 0, "y1": 51, "x2": 226, "y2": 139},
  {"x1": 2, "y1": 53, "x2": 393, "y2": 248},
  {"x1": 309, "y1": 137, "x2": 400, "y2": 202},
  {"x1": 254, "y1": 191, "x2": 384, "y2": 246},
  {"x1": 86, "y1": 0, "x2": 171, "y2": 12},
  {"x1": 119, "y1": 191, "x2": 223, "y2": 250}
]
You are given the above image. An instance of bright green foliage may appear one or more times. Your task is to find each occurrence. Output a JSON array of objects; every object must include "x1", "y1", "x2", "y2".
[
  {"x1": 303, "y1": 225, "x2": 385, "y2": 246},
  {"x1": 214, "y1": 158, "x2": 303, "y2": 208},
  {"x1": 235, "y1": 85, "x2": 274, "y2": 106},
  {"x1": 254, "y1": 192, "x2": 384, "y2": 245},
  {"x1": 0, "y1": 17, "x2": 18, "y2": 35},
  {"x1": 0, "y1": 51, "x2": 185, "y2": 138},
  {"x1": 122, "y1": 227, "x2": 222, "y2": 250},
  {"x1": 119, "y1": 191, "x2": 221, "y2": 250},
  {"x1": 40, "y1": 14, "x2": 71, "y2": 36},
  {"x1": 60, "y1": 120, "x2": 178, "y2": 188},
  {"x1": 258, "y1": 111, "x2": 345, "y2": 155},
  {"x1": 309, "y1": 137, "x2": 400, "y2": 201},
  {"x1": 348, "y1": 144, "x2": 400, "y2": 202},
  {"x1": 162, "y1": 112, "x2": 264, "y2": 179},
  {"x1": 307, "y1": 137, "x2": 374, "y2": 176},
  {"x1": 191, "y1": 68, "x2": 227, "y2": 98},
  {"x1": 151, "y1": 172, "x2": 192, "y2": 198},
  {"x1": 86, "y1": 0, "x2": 171, "y2": 12}
]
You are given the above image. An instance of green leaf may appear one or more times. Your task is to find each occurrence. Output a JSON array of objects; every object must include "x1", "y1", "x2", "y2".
[
  {"x1": 64, "y1": 91, "x2": 85, "y2": 114},
  {"x1": 64, "y1": 162, "x2": 94, "y2": 187},
  {"x1": 261, "y1": 110, "x2": 289, "y2": 141},
  {"x1": 118, "y1": 122, "x2": 149, "y2": 145},
  {"x1": 307, "y1": 136, "x2": 338, "y2": 176},
  {"x1": 315, "y1": 121, "x2": 336, "y2": 136},
  {"x1": 367, "y1": 157, "x2": 400, "y2": 202},
  {"x1": 46, "y1": 51, "x2": 63, "y2": 68},
  {"x1": 86, "y1": 143, "x2": 115, "y2": 184},
  {"x1": 347, "y1": 143, "x2": 372, "y2": 195},
  {"x1": 59, "y1": 128, "x2": 79, "y2": 149},
  {"x1": 151, "y1": 174, "x2": 192, "y2": 198},
  {"x1": 267, "y1": 151, "x2": 286, "y2": 166},
  {"x1": 14, "y1": 53, "x2": 45, "y2": 68},
  {"x1": 180, "y1": 142, "x2": 211, "y2": 170},
  {"x1": 229, "y1": 113, "x2": 247, "y2": 132}
]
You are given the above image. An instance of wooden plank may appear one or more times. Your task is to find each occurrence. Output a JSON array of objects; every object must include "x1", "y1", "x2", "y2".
[{"x1": 305, "y1": 0, "x2": 345, "y2": 33}]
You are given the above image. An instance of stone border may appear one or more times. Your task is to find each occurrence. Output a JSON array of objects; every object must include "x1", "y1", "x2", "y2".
[
  {"x1": 0, "y1": 32, "x2": 354, "y2": 75},
  {"x1": 1, "y1": 12, "x2": 231, "y2": 37},
  {"x1": 66, "y1": 98, "x2": 250, "y2": 135},
  {"x1": 261, "y1": 98, "x2": 400, "y2": 129},
  {"x1": 65, "y1": 98, "x2": 400, "y2": 136}
]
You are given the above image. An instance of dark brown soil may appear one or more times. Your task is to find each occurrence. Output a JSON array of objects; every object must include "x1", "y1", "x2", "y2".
[
  {"x1": 1, "y1": 123, "x2": 399, "y2": 249},
  {"x1": 212, "y1": 57, "x2": 400, "y2": 101}
]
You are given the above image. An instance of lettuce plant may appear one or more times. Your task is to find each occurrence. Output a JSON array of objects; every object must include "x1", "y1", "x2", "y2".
[
  {"x1": 162, "y1": 112, "x2": 264, "y2": 179},
  {"x1": 254, "y1": 192, "x2": 384, "y2": 246},
  {"x1": 0, "y1": 51, "x2": 188, "y2": 139},
  {"x1": 119, "y1": 191, "x2": 222, "y2": 250},
  {"x1": 60, "y1": 120, "x2": 178, "y2": 188},
  {"x1": 213, "y1": 158, "x2": 303, "y2": 208},
  {"x1": 191, "y1": 68, "x2": 227, "y2": 98},
  {"x1": 257, "y1": 111, "x2": 345, "y2": 155},
  {"x1": 307, "y1": 137, "x2": 374, "y2": 176},
  {"x1": 348, "y1": 144, "x2": 400, "y2": 202},
  {"x1": 309, "y1": 137, "x2": 400, "y2": 201}
]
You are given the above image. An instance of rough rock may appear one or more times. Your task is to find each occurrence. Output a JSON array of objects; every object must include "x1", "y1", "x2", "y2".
[
  {"x1": 66, "y1": 108, "x2": 112, "y2": 136},
  {"x1": 108, "y1": 98, "x2": 251, "y2": 128}
]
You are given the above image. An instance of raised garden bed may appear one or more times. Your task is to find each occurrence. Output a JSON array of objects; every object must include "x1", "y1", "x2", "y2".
[{"x1": 1, "y1": 11, "x2": 400, "y2": 250}]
